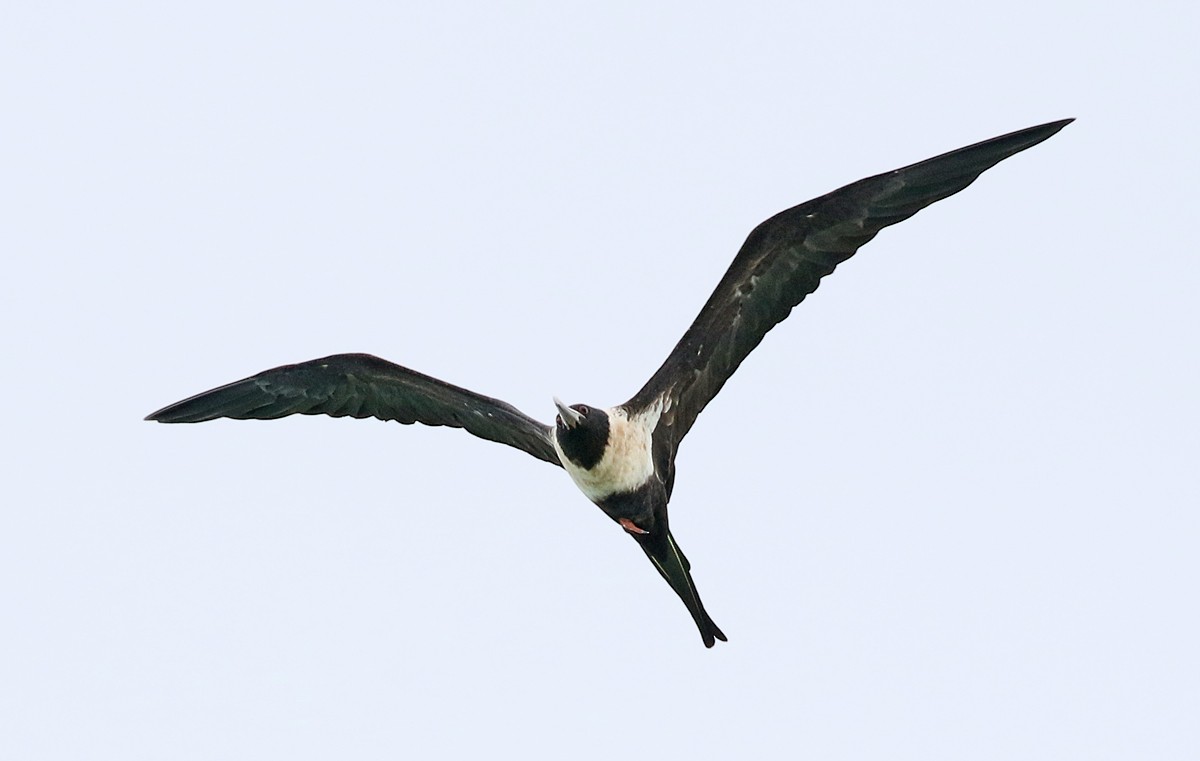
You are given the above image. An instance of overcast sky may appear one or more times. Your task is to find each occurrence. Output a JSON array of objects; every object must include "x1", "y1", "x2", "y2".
[{"x1": 3, "y1": 2, "x2": 1197, "y2": 759}]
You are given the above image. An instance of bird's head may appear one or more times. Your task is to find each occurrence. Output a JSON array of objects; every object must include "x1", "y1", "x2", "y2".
[{"x1": 553, "y1": 397, "x2": 610, "y2": 470}]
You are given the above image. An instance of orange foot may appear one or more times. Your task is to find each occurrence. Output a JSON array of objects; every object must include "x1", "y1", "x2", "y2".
[{"x1": 618, "y1": 518, "x2": 648, "y2": 535}]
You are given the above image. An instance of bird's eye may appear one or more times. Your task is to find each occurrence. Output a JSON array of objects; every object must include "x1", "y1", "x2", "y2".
[{"x1": 577, "y1": 405, "x2": 590, "y2": 416}]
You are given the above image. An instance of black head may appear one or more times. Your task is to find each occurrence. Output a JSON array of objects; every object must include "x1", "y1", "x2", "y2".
[{"x1": 553, "y1": 398, "x2": 610, "y2": 470}]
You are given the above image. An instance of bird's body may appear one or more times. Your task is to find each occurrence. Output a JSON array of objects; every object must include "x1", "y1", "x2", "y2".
[
  {"x1": 148, "y1": 119, "x2": 1072, "y2": 647},
  {"x1": 549, "y1": 399, "x2": 724, "y2": 642}
]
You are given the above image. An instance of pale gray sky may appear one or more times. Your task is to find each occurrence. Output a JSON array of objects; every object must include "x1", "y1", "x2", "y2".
[{"x1": 3, "y1": 2, "x2": 1197, "y2": 759}]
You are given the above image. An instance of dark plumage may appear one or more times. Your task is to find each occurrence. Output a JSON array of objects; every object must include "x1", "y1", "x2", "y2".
[
  {"x1": 149, "y1": 352, "x2": 560, "y2": 464},
  {"x1": 148, "y1": 119, "x2": 1072, "y2": 647}
]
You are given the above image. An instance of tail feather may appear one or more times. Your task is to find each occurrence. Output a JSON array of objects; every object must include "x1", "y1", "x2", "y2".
[{"x1": 636, "y1": 530, "x2": 726, "y2": 647}]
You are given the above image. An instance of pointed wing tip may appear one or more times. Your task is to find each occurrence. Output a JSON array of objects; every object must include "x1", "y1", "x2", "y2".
[
  {"x1": 144, "y1": 406, "x2": 173, "y2": 422},
  {"x1": 144, "y1": 400, "x2": 218, "y2": 423},
  {"x1": 144, "y1": 402, "x2": 195, "y2": 423},
  {"x1": 1021, "y1": 117, "x2": 1074, "y2": 145},
  {"x1": 978, "y1": 117, "x2": 1074, "y2": 160},
  {"x1": 144, "y1": 411, "x2": 186, "y2": 424},
  {"x1": 1043, "y1": 117, "x2": 1075, "y2": 134}
]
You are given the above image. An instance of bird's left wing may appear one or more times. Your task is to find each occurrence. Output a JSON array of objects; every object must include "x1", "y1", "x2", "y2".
[
  {"x1": 146, "y1": 353, "x2": 561, "y2": 466},
  {"x1": 624, "y1": 119, "x2": 1072, "y2": 456}
]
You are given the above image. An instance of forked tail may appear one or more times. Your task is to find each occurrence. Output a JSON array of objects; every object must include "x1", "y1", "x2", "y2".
[{"x1": 635, "y1": 530, "x2": 727, "y2": 648}]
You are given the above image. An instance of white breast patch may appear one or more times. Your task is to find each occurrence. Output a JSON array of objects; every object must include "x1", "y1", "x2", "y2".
[{"x1": 554, "y1": 404, "x2": 660, "y2": 502}]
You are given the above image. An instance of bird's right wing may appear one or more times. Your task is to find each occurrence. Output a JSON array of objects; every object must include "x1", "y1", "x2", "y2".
[
  {"x1": 625, "y1": 119, "x2": 1073, "y2": 454},
  {"x1": 146, "y1": 353, "x2": 561, "y2": 466}
]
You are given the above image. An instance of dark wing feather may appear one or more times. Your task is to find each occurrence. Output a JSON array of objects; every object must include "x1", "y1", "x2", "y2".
[
  {"x1": 626, "y1": 119, "x2": 1072, "y2": 457},
  {"x1": 146, "y1": 353, "x2": 561, "y2": 466}
]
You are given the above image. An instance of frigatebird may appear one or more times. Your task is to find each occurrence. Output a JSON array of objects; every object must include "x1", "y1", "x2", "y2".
[{"x1": 147, "y1": 119, "x2": 1072, "y2": 647}]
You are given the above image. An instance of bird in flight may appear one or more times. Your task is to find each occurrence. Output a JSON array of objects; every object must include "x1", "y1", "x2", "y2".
[{"x1": 147, "y1": 118, "x2": 1072, "y2": 647}]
